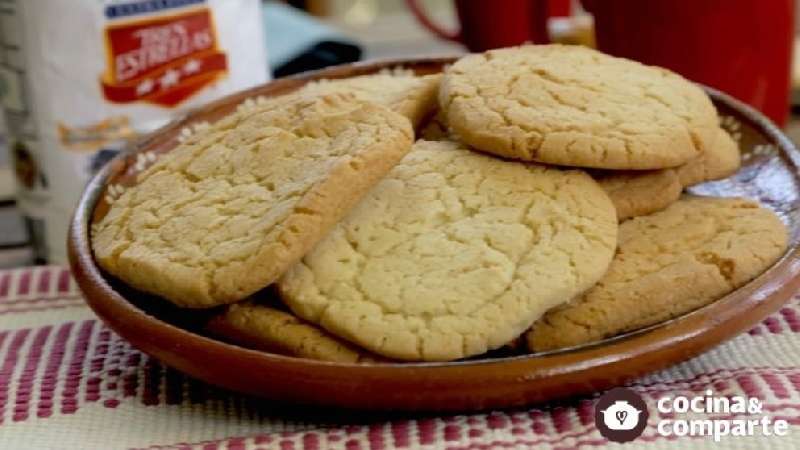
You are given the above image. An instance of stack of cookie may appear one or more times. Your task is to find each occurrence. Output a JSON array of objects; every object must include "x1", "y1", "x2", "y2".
[{"x1": 91, "y1": 45, "x2": 789, "y2": 363}]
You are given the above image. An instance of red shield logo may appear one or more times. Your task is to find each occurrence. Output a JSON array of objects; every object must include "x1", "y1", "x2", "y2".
[{"x1": 100, "y1": 7, "x2": 228, "y2": 107}]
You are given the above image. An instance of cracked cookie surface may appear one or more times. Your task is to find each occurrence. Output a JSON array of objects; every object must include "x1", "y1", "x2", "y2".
[
  {"x1": 208, "y1": 300, "x2": 378, "y2": 363},
  {"x1": 440, "y1": 45, "x2": 718, "y2": 169},
  {"x1": 278, "y1": 139, "x2": 618, "y2": 361},
  {"x1": 595, "y1": 168, "x2": 683, "y2": 221},
  {"x1": 677, "y1": 127, "x2": 741, "y2": 187},
  {"x1": 594, "y1": 127, "x2": 741, "y2": 221},
  {"x1": 527, "y1": 196, "x2": 788, "y2": 352},
  {"x1": 92, "y1": 93, "x2": 413, "y2": 308},
  {"x1": 419, "y1": 109, "x2": 451, "y2": 141},
  {"x1": 301, "y1": 72, "x2": 441, "y2": 127}
]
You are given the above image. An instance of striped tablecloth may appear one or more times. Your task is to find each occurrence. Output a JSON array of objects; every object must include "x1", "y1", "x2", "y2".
[{"x1": 0, "y1": 266, "x2": 799, "y2": 449}]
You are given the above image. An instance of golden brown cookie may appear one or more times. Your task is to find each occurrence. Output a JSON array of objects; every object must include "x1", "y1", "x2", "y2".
[
  {"x1": 440, "y1": 45, "x2": 718, "y2": 169},
  {"x1": 594, "y1": 128, "x2": 741, "y2": 221},
  {"x1": 595, "y1": 169, "x2": 683, "y2": 221},
  {"x1": 208, "y1": 301, "x2": 377, "y2": 363},
  {"x1": 301, "y1": 71, "x2": 441, "y2": 127},
  {"x1": 677, "y1": 127, "x2": 741, "y2": 187},
  {"x1": 92, "y1": 93, "x2": 413, "y2": 308},
  {"x1": 278, "y1": 139, "x2": 618, "y2": 361},
  {"x1": 419, "y1": 109, "x2": 451, "y2": 141},
  {"x1": 527, "y1": 196, "x2": 788, "y2": 352}
]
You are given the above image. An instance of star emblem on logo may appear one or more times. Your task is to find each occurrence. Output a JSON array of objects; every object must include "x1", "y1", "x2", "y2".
[
  {"x1": 159, "y1": 69, "x2": 181, "y2": 89},
  {"x1": 135, "y1": 78, "x2": 154, "y2": 96},
  {"x1": 182, "y1": 58, "x2": 202, "y2": 75}
]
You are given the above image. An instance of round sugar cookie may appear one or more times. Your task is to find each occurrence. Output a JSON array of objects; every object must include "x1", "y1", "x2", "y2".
[
  {"x1": 527, "y1": 196, "x2": 788, "y2": 352},
  {"x1": 594, "y1": 127, "x2": 741, "y2": 221},
  {"x1": 419, "y1": 109, "x2": 451, "y2": 141},
  {"x1": 440, "y1": 45, "x2": 718, "y2": 169},
  {"x1": 300, "y1": 72, "x2": 441, "y2": 127},
  {"x1": 677, "y1": 127, "x2": 741, "y2": 187},
  {"x1": 278, "y1": 139, "x2": 618, "y2": 361},
  {"x1": 92, "y1": 93, "x2": 413, "y2": 308},
  {"x1": 595, "y1": 168, "x2": 683, "y2": 221},
  {"x1": 208, "y1": 301, "x2": 378, "y2": 363}
]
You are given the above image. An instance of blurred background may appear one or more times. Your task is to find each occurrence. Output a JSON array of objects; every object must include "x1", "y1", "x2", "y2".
[{"x1": 0, "y1": 0, "x2": 797, "y2": 267}]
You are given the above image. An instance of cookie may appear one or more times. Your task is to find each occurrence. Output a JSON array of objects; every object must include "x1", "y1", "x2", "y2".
[
  {"x1": 301, "y1": 71, "x2": 441, "y2": 127},
  {"x1": 595, "y1": 169, "x2": 683, "y2": 221},
  {"x1": 92, "y1": 93, "x2": 413, "y2": 308},
  {"x1": 207, "y1": 300, "x2": 377, "y2": 363},
  {"x1": 278, "y1": 139, "x2": 618, "y2": 361},
  {"x1": 440, "y1": 45, "x2": 718, "y2": 169},
  {"x1": 419, "y1": 109, "x2": 451, "y2": 141},
  {"x1": 527, "y1": 196, "x2": 788, "y2": 352},
  {"x1": 677, "y1": 127, "x2": 741, "y2": 187},
  {"x1": 594, "y1": 128, "x2": 741, "y2": 221}
]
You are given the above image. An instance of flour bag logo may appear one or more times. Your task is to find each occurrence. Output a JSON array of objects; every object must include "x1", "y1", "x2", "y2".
[
  {"x1": 100, "y1": 0, "x2": 229, "y2": 107},
  {"x1": 595, "y1": 387, "x2": 649, "y2": 443}
]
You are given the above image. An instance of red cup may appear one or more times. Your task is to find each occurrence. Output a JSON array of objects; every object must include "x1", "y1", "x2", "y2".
[
  {"x1": 583, "y1": 0, "x2": 795, "y2": 126},
  {"x1": 405, "y1": 0, "x2": 572, "y2": 51}
]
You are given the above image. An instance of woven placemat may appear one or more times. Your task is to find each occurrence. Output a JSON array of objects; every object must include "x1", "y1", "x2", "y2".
[{"x1": 0, "y1": 266, "x2": 798, "y2": 449}]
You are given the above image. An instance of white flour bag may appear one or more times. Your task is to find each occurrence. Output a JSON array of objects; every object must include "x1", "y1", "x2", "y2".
[{"x1": 0, "y1": 0, "x2": 269, "y2": 263}]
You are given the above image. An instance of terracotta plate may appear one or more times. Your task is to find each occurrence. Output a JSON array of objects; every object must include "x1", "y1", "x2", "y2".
[{"x1": 68, "y1": 57, "x2": 800, "y2": 412}]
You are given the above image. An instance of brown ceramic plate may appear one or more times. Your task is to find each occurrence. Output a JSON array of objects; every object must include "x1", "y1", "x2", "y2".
[{"x1": 68, "y1": 57, "x2": 800, "y2": 412}]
